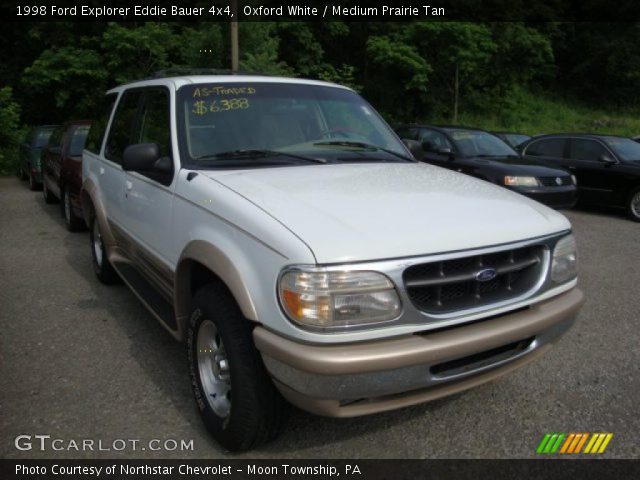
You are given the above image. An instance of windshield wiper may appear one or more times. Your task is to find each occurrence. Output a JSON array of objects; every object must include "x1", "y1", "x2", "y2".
[
  {"x1": 195, "y1": 149, "x2": 326, "y2": 164},
  {"x1": 313, "y1": 141, "x2": 414, "y2": 162}
]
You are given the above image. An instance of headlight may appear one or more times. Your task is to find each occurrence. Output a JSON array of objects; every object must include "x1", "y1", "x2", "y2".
[
  {"x1": 504, "y1": 176, "x2": 540, "y2": 187},
  {"x1": 278, "y1": 268, "x2": 401, "y2": 329},
  {"x1": 551, "y1": 234, "x2": 577, "y2": 283}
]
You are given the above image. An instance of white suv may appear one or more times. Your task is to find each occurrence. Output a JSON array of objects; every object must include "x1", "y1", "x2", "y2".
[{"x1": 82, "y1": 74, "x2": 584, "y2": 451}]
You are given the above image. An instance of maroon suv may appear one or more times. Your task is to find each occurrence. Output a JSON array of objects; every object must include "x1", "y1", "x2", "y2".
[{"x1": 41, "y1": 120, "x2": 91, "y2": 231}]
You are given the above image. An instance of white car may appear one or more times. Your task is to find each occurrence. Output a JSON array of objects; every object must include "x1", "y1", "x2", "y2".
[{"x1": 81, "y1": 74, "x2": 584, "y2": 451}]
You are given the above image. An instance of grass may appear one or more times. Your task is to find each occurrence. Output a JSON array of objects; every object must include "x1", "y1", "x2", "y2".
[{"x1": 430, "y1": 89, "x2": 640, "y2": 137}]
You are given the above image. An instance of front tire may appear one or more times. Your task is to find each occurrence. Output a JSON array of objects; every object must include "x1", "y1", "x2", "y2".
[
  {"x1": 61, "y1": 187, "x2": 83, "y2": 231},
  {"x1": 627, "y1": 187, "x2": 640, "y2": 222},
  {"x1": 188, "y1": 284, "x2": 286, "y2": 452},
  {"x1": 89, "y1": 214, "x2": 119, "y2": 284}
]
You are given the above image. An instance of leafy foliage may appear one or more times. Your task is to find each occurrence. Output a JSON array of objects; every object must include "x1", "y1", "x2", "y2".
[
  {"x1": 3, "y1": 20, "x2": 640, "y2": 175},
  {"x1": 0, "y1": 87, "x2": 25, "y2": 175}
]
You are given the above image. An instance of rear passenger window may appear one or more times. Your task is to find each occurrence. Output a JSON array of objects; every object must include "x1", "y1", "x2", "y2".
[
  {"x1": 526, "y1": 138, "x2": 565, "y2": 157},
  {"x1": 69, "y1": 125, "x2": 90, "y2": 156},
  {"x1": 570, "y1": 139, "x2": 608, "y2": 162},
  {"x1": 105, "y1": 91, "x2": 143, "y2": 164},
  {"x1": 85, "y1": 93, "x2": 117, "y2": 155}
]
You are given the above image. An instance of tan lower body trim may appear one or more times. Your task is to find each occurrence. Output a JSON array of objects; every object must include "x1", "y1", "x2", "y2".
[
  {"x1": 274, "y1": 343, "x2": 551, "y2": 418},
  {"x1": 254, "y1": 288, "x2": 583, "y2": 375}
]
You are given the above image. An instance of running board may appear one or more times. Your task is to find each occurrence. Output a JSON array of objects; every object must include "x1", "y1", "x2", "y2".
[{"x1": 113, "y1": 262, "x2": 177, "y2": 330}]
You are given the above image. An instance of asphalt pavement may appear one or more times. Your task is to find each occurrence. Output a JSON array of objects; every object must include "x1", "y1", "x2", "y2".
[{"x1": 0, "y1": 176, "x2": 638, "y2": 459}]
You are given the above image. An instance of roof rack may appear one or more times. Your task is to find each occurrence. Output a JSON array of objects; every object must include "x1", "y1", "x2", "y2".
[{"x1": 149, "y1": 67, "x2": 277, "y2": 79}]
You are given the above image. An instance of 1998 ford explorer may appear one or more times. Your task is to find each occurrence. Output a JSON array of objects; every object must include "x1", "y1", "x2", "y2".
[{"x1": 81, "y1": 74, "x2": 584, "y2": 451}]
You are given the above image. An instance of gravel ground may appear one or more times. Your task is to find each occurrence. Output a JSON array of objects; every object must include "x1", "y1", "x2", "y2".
[{"x1": 0, "y1": 176, "x2": 638, "y2": 459}]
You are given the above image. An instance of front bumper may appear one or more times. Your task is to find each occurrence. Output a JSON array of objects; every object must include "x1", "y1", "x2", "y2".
[
  {"x1": 254, "y1": 287, "x2": 583, "y2": 417},
  {"x1": 510, "y1": 185, "x2": 577, "y2": 209}
]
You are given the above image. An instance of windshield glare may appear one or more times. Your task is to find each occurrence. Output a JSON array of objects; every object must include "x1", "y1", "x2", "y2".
[
  {"x1": 603, "y1": 137, "x2": 640, "y2": 162},
  {"x1": 448, "y1": 130, "x2": 518, "y2": 157},
  {"x1": 178, "y1": 82, "x2": 407, "y2": 165}
]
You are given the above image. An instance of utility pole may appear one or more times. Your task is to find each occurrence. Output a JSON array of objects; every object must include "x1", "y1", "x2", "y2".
[{"x1": 230, "y1": 0, "x2": 239, "y2": 72}]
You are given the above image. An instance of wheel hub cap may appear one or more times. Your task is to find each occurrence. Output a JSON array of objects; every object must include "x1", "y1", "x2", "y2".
[
  {"x1": 93, "y1": 221, "x2": 103, "y2": 266},
  {"x1": 632, "y1": 192, "x2": 640, "y2": 218},
  {"x1": 197, "y1": 320, "x2": 231, "y2": 417}
]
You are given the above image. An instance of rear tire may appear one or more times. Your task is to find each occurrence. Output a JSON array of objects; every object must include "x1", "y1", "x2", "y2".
[
  {"x1": 61, "y1": 187, "x2": 84, "y2": 231},
  {"x1": 627, "y1": 187, "x2": 640, "y2": 222},
  {"x1": 89, "y1": 214, "x2": 119, "y2": 284},
  {"x1": 28, "y1": 171, "x2": 39, "y2": 191},
  {"x1": 42, "y1": 179, "x2": 57, "y2": 204},
  {"x1": 188, "y1": 284, "x2": 286, "y2": 452}
]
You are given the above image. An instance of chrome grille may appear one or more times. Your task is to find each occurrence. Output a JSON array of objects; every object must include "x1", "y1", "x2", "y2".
[
  {"x1": 538, "y1": 176, "x2": 572, "y2": 187},
  {"x1": 403, "y1": 245, "x2": 546, "y2": 314}
]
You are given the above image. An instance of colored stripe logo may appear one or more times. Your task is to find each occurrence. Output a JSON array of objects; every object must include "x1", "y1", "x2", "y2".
[{"x1": 536, "y1": 433, "x2": 613, "y2": 454}]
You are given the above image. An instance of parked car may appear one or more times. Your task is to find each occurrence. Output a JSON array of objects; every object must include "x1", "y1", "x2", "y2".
[
  {"x1": 492, "y1": 131, "x2": 532, "y2": 149},
  {"x1": 396, "y1": 125, "x2": 577, "y2": 209},
  {"x1": 41, "y1": 120, "x2": 91, "y2": 231},
  {"x1": 83, "y1": 74, "x2": 583, "y2": 451},
  {"x1": 18, "y1": 125, "x2": 59, "y2": 190},
  {"x1": 520, "y1": 134, "x2": 640, "y2": 221}
]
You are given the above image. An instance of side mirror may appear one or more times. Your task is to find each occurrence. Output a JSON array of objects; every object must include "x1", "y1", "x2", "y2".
[
  {"x1": 123, "y1": 143, "x2": 162, "y2": 172},
  {"x1": 437, "y1": 147, "x2": 453, "y2": 155},
  {"x1": 599, "y1": 154, "x2": 617, "y2": 165}
]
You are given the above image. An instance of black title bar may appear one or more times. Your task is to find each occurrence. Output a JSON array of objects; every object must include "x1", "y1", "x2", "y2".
[{"x1": 1, "y1": 0, "x2": 640, "y2": 22}]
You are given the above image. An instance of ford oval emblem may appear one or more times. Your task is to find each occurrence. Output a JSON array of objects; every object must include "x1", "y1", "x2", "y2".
[
  {"x1": 475, "y1": 268, "x2": 497, "y2": 282},
  {"x1": 556, "y1": 177, "x2": 562, "y2": 185}
]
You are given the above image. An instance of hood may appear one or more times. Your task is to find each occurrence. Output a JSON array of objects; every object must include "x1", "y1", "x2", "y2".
[
  {"x1": 201, "y1": 163, "x2": 570, "y2": 263},
  {"x1": 468, "y1": 156, "x2": 571, "y2": 176}
]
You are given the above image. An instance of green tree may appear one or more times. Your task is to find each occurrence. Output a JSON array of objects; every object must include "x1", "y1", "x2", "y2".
[
  {"x1": 0, "y1": 87, "x2": 24, "y2": 175},
  {"x1": 409, "y1": 22, "x2": 496, "y2": 122},
  {"x1": 238, "y1": 22, "x2": 293, "y2": 75},
  {"x1": 366, "y1": 32, "x2": 431, "y2": 121}
]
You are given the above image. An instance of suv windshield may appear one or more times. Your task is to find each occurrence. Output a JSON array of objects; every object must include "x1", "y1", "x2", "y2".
[
  {"x1": 177, "y1": 82, "x2": 409, "y2": 167},
  {"x1": 603, "y1": 137, "x2": 640, "y2": 162},
  {"x1": 447, "y1": 130, "x2": 518, "y2": 157}
]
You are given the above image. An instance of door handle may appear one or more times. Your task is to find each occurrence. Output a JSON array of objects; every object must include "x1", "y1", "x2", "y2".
[
  {"x1": 99, "y1": 167, "x2": 105, "y2": 175},
  {"x1": 125, "y1": 180, "x2": 133, "y2": 191}
]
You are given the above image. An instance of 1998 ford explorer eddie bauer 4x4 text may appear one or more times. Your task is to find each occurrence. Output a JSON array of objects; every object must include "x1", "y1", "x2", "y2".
[{"x1": 81, "y1": 75, "x2": 584, "y2": 451}]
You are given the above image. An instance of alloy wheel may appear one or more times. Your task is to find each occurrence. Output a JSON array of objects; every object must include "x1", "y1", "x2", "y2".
[
  {"x1": 92, "y1": 220, "x2": 103, "y2": 266},
  {"x1": 196, "y1": 320, "x2": 232, "y2": 418}
]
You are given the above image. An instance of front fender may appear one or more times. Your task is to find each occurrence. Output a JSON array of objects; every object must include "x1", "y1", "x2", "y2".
[{"x1": 174, "y1": 240, "x2": 259, "y2": 340}]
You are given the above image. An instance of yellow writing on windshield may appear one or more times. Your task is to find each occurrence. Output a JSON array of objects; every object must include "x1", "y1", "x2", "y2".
[
  {"x1": 192, "y1": 98, "x2": 250, "y2": 115},
  {"x1": 193, "y1": 86, "x2": 256, "y2": 97}
]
